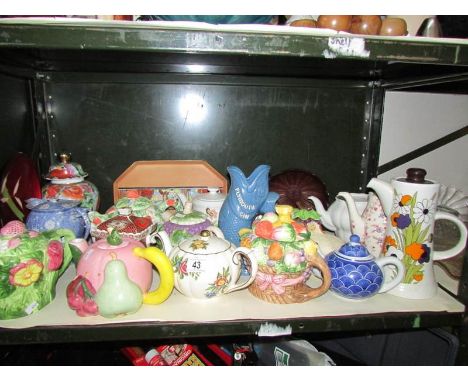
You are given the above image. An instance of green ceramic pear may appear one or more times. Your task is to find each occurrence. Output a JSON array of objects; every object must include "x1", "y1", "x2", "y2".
[{"x1": 94, "y1": 259, "x2": 143, "y2": 318}]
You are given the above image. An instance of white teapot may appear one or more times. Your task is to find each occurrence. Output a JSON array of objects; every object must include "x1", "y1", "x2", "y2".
[{"x1": 162, "y1": 230, "x2": 258, "y2": 300}]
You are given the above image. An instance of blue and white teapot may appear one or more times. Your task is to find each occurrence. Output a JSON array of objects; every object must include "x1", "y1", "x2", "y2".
[
  {"x1": 25, "y1": 198, "x2": 90, "y2": 239},
  {"x1": 325, "y1": 234, "x2": 404, "y2": 300}
]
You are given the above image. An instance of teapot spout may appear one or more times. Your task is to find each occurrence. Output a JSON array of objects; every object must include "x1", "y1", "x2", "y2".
[
  {"x1": 308, "y1": 195, "x2": 336, "y2": 232},
  {"x1": 367, "y1": 178, "x2": 394, "y2": 216},
  {"x1": 336, "y1": 192, "x2": 365, "y2": 237}
]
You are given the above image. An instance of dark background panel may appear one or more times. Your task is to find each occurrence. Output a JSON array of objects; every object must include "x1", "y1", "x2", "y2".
[
  {"x1": 0, "y1": 73, "x2": 35, "y2": 172},
  {"x1": 47, "y1": 79, "x2": 368, "y2": 211}
]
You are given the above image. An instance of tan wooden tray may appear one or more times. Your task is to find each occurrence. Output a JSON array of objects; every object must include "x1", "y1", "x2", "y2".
[{"x1": 113, "y1": 160, "x2": 228, "y2": 203}]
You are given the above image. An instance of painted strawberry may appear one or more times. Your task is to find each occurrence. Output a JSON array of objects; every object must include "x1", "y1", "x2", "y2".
[
  {"x1": 0, "y1": 220, "x2": 26, "y2": 237},
  {"x1": 47, "y1": 240, "x2": 64, "y2": 271}
]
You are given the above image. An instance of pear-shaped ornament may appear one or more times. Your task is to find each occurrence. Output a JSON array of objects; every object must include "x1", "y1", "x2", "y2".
[{"x1": 94, "y1": 259, "x2": 143, "y2": 318}]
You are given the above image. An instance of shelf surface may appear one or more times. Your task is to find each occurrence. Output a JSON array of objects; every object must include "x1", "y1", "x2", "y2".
[{"x1": 0, "y1": 266, "x2": 465, "y2": 345}]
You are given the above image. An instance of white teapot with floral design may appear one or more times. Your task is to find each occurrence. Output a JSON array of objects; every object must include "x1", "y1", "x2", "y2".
[
  {"x1": 368, "y1": 168, "x2": 467, "y2": 299},
  {"x1": 162, "y1": 230, "x2": 258, "y2": 300}
]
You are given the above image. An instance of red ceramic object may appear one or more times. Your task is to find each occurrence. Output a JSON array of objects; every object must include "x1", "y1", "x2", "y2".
[{"x1": 0, "y1": 153, "x2": 42, "y2": 225}]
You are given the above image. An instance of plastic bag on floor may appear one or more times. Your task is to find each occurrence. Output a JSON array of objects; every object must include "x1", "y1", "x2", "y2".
[{"x1": 253, "y1": 339, "x2": 335, "y2": 366}]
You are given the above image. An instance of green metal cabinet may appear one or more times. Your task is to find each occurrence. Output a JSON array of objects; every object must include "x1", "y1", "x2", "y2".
[{"x1": 0, "y1": 20, "x2": 467, "y2": 361}]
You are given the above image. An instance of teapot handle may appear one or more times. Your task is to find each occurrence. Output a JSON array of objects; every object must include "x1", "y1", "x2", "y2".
[
  {"x1": 301, "y1": 254, "x2": 331, "y2": 301},
  {"x1": 133, "y1": 247, "x2": 174, "y2": 305},
  {"x1": 207, "y1": 225, "x2": 225, "y2": 239},
  {"x1": 376, "y1": 256, "x2": 405, "y2": 294},
  {"x1": 225, "y1": 247, "x2": 258, "y2": 294},
  {"x1": 432, "y1": 211, "x2": 467, "y2": 261},
  {"x1": 77, "y1": 208, "x2": 91, "y2": 240}
]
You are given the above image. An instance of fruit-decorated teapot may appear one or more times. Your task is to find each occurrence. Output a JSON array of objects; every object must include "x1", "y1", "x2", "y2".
[
  {"x1": 239, "y1": 205, "x2": 331, "y2": 304},
  {"x1": 0, "y1": 220, "x2": 75, "y2": 319},
  {"x1": 167, "y1": 230, "x2": 258, "y2": 300},
  {"x1": 68, "y1": 230, "x2": 174, "y2": 317}
]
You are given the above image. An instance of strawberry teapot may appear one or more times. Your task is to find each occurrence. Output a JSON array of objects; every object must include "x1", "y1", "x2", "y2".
[{"x1": 165, "y1": 230, "x2": 258, "y2": 300}]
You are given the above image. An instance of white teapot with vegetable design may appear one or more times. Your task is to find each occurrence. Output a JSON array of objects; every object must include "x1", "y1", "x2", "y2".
[{"x1": 163, "y1": 230, "x2": 258, "y2": 300}]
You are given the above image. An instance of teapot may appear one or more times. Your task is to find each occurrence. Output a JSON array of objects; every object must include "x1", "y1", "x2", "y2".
[
  {"x1": 25, "y1": 198, "x2": 90, "y2": 239},
  {"x1": 68, "y1": 230, "x2": 174, "y2": 317},
  {"x1": 0, "y1": 220, "x2": 75, "y2": 319},
  {"x1": 239, "y1": 205, "x2": 331, "y2": 304},
  {"x1": 326, "y1": 234, "x2": 404, "y2": 299},
  {"x1": 165, "y1": 229, "x2": 258, "y2": 300},
  {"x1": 368, "y1": 168, "x2": 468, "y2": 299},
  {"x1": 147, "y1": 202, "x2": 224, "y2": 250},
  {"x1": 308, "y1": 192, "x2": 387, "y2": 257}
]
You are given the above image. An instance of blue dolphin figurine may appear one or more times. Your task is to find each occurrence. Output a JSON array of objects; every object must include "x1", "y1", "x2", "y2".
[{"x1": 219, "y1": 165, "x2": 279, "y2": 246}]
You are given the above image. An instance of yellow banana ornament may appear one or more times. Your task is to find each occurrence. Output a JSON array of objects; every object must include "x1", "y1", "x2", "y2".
[{"x1": 133, "y1": 246, "x2": 174, "y2": 305}]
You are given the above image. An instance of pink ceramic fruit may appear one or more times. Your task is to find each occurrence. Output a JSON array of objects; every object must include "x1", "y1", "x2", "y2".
[{"x1": 75, "y1": 230, "x2": 152, "y2": 292}]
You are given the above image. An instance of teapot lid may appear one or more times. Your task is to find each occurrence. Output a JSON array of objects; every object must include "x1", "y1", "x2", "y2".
[
  {"x1": 337, "y1": 235, "x2": 373, "y2": 259},
  {"x1": 397, "y1": 168, "x2": 433, "y2": 185},
  {"x1": 178, "y1": 230, "x2": 231, "y2": 254},
  {"x1": 45, "y1": 153, "x2": 88, "y2": 183},
  {"x1": 26, "y1": 198, "x2": 81, "y2": 212},
  {"x1": 168, "y1": 202, "x2": 210, "y2": 226}
]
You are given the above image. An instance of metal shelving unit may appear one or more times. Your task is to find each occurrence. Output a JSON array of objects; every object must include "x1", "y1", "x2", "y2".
[{"x1": 0, "y1": 19, "x2": 467, "y2": 363}]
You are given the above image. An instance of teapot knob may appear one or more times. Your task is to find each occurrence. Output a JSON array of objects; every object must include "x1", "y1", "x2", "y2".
[
  {"x1": 59, "y1": 152, "x2": 71, "y2": 164},
  {"x1": 200, "y1": 230, "x2": 211, "y2": 238},
  {"x1": 349, "y1": 234, "x2": 361, "y2": 244},
  {"x1": 406, "y1": 168, "x2": 427, "y2": 183}
]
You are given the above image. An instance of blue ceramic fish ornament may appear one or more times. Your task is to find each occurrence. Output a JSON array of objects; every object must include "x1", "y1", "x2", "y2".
[{"x1": 219, "y1": 165, "x2": 279, "y2": 246}]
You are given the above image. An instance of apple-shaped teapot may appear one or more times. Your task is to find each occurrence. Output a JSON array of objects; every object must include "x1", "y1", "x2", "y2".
[
  {"x1": 166, "y1": 230, "x2": 258, "y2": 300},
  {"x1": 68, "y1": 230, "x2": 174, "y2": 317}
]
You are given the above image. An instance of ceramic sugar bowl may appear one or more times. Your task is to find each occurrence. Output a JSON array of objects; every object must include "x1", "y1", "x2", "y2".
[
  {"x1": 148, "y1": 202, "x2": 224, "y2": 250},
  {"x1": 25, "y1": 198, "x2": 91, "y2": 239},
  {"x1": 192, "y1": 187, "x2": 226, "y2": 225},
  {"x1": 165, "y1": 230, "x2": 258, "y2": 300},
  {"x1": 239, "y1": 205, "x2": 331, "y2": 304},
  {"x1": 326, "y1": 235, "x2": 404, "y2": 300},
  {"x1": 42, "y1": 153, "x2": 100, "y2": 211}
]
